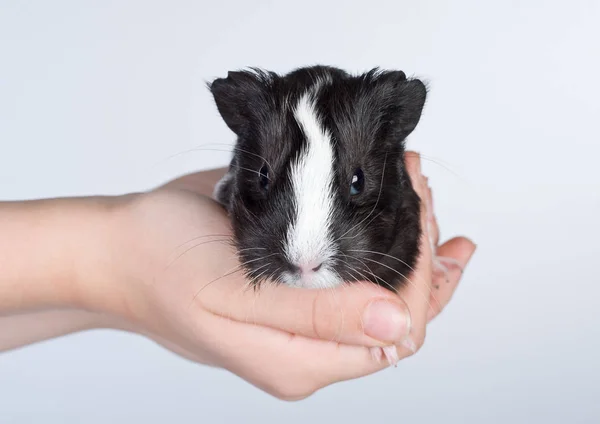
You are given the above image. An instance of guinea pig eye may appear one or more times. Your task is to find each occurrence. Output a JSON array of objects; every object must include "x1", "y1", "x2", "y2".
[
  {"x1": 259, "y1": 164, "x2": 269, "y2": 190},
  {"x1": 350, "y1": 168, "x2": 364, "y2": 195}
]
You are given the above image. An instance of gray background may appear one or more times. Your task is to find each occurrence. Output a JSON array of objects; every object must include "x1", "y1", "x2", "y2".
[{"x1": 1, "y1": 0, "x2": 599, "y2": 423}]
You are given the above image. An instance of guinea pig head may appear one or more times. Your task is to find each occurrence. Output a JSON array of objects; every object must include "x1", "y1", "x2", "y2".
[{"x1": 209, "y1": 66, "x2": 426, "y2": 290}]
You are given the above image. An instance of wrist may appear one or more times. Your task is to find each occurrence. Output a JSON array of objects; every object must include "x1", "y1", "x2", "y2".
[{"x1": 68, "y1": 194, "x2": 144, "y2": 319}]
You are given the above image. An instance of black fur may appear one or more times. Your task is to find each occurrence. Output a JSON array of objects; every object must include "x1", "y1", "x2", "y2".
[{"x1": 208, "y1": 65, "x2": 426, "y2": 291}]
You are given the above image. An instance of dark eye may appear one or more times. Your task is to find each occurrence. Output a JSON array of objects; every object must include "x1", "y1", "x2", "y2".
[
  {"x1": 350, "y1": 168, "x2": 364, "y2": 195},
  {"x1": 259, "y1": 164, "x2": 269, "y2": 190}
]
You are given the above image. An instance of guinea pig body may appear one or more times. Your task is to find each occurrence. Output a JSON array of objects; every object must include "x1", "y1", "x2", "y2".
[{"x1": 209, "y1": 65, "x2": 426, "y2": 291}]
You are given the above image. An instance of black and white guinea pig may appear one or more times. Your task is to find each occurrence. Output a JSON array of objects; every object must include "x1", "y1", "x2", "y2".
[{"x1": 208, "y1": 65, "x2": 427, "y2": 292}]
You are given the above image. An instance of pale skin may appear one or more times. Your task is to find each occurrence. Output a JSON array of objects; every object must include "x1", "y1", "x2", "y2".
[{"x1": 0, "y1": 151, "x2": 476, "y2": 400}]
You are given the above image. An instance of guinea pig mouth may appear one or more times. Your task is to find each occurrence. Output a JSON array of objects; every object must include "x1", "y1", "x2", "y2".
[{"x1": 280, "y1": 264, "x2": 343, "y2": 289}]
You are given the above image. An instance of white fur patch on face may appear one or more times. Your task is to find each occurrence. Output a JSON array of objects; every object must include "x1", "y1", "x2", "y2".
[{"x1": 284, "y1": 85, "x2": 342, "y2": 289}]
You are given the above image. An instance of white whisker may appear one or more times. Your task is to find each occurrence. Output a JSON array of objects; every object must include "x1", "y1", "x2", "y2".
[
  {"x1": 166, "y1": 238, "x2": 233, "y2": 270},
  {"x1": 188, "y1": 253, "x2": 279, "y2": 306},
  {"x1": 358, "y1": 256, "x2": 439, "y2": 311},
  {"x1": 338, "y1": 252, "x2": 399, "y2": 294}
]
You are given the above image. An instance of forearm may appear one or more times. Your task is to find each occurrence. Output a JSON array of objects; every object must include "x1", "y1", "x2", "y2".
[
  {"x1": 0, "y1": 309, "x2": 110, "y2": 352},
  {"x1": 0, "y1": 196, "x2": 127, "y2": 315},
  {"x1": 0, "y1": 168, "x2": 225, "y2": 353}
]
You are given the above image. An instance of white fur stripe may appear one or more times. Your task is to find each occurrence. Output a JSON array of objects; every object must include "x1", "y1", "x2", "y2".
[{"x1": 285, "y1": 89, "x2": 337, "y2": 276}]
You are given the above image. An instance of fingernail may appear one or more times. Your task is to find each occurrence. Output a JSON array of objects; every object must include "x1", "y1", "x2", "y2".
[
  {"x1": 401, "y1": 337, "x2": 417, "y2": 353},
  {"x1": 363, "y1": 299, "x2": 411, "y2": 343},
  {"x1": 464, "y1": 242, "x2": 478, "y2": 269}
]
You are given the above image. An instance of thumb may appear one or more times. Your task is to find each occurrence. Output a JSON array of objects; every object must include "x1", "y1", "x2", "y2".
[{"x1": 200, "y1": 278, "x2": 412, "y2": 348}]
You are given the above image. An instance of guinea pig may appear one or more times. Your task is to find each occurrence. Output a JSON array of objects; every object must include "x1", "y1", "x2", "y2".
[{"x1": 208, "y1": 65, "x2": 427, "y2": 292}]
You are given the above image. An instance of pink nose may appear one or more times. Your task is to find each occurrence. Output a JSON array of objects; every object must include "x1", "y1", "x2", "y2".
[{"x1": 297, "y1": 262, "x2": 323, "y2": 274}]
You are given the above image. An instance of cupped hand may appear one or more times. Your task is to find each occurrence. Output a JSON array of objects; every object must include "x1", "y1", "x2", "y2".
[{"x1": 102, "y1": 151, "x2": 475, "y2": 400}]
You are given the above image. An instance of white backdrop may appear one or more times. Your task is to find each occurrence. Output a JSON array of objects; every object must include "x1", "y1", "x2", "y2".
[{"x1": 1, "y1": 1, "x2": 599, "y2": 423}]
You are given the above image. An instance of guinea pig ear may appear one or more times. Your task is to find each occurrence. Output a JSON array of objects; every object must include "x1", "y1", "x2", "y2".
[
  {"x1": 208, "y1": 69, "x2": 272, "y2": 136},
  {"x1": 378, "y1": 70, "x2": 428, "y2": 141}
]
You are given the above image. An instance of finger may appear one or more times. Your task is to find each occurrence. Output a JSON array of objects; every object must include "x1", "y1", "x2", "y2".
[
  {"x1": 199, "y1": 274, "x2": 413, "y2": 348},
  {"x1": 204, "y1": 312, "x2": 390, "y2": 400},
  {"x1": 388, "y1": 227, "x2": 433, "y2": 356},
  {"x1": 404, "y1": 151, "x2": 429, "y2": 233},
  {"x1": 405, "y1": 151, "x2": 422, "y2": 184},
  {"x1": 381, "y1": 151, "x2": 433, "y2": 356},
  {"x1": 426, "y1": 184, "x2": 440, "y2": 247},
  {"x1": 428, "y1": 237, "x2": 476, "y2": 321}
]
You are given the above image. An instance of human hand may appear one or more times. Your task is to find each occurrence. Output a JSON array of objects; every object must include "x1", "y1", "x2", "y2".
[
  {"x1": 63, "y1": 150, "x2": 471, "y2": 400},
  {"x1": 0, "y1": 150, "x2": 475, "y2": 399}
]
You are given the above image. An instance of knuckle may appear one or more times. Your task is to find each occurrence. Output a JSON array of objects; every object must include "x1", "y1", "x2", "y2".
[
  {"x1": 311, "y1": 290, "x2": 342, "y2": 340},
  {"x1": 275, "y1": 390, "x2": 314, "y2": 402},
  {"x1": 269, "y1": 379, "x2": 317, "y2": 401},
  {"x1": 311, "y1": 291, "x2": 324, "y2": 338}
]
